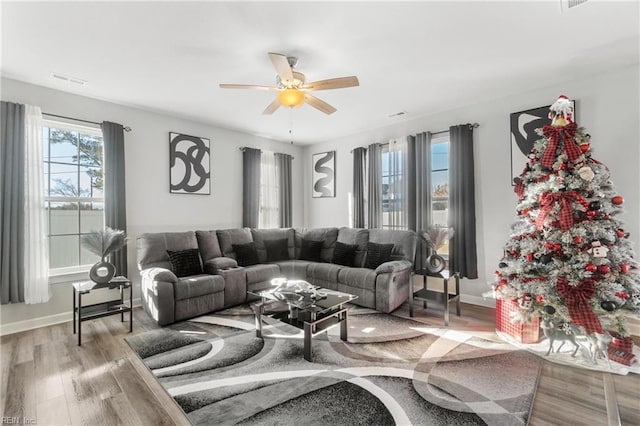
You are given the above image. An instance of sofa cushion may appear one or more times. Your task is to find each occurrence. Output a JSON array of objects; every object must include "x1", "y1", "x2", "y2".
[
  {"x1": 137, "y1": 231, "x2": 198, "y2": 271},
  {"x1": 299, "y1": 239, "x2": 324, "y2": 262},
  {"x1": 368, "y1": 229, "x2": 417, "y2": 262},
  {"x1": 217, "y1": 228, "x2": 253, "y2": 258},
  {"x1": 338, "y1": 268, "x2": 377, "y2": 291},
  {"x1": 251, "y1": 228, "x2": 295, "y2": 263},
  {"x1": 265, "y1": 238, "x2": 290, "y2": 262},
  {"x1": 167, "y1": 248, "x2": 203, "y2": 277},
  {"x1": 233, "y1": 242, "x2": 259, "y2": 267},
  {"x1": 173, "y1": 274, "x2": 225, "y2": 301},
  {"x1": 337, "y1": 228, "x2": 369, "y2": 267},
  {"x1": 274, "y1": 260, "x2": 312, "y2": 280},
  {"x1": 331, "y1": 241, "x2": 358, "y2": 267},
  {"x1": 245, "y1": 263, "x2": 280, "y2": 285},
  {"x1": 364, "y1": 242, "x2": 394, "y2": 269},
  {"x1": 307, "y1": 262, "x2": 343, "y2": 283},
  {"x1": 195, "y1": 230, "x2": 223, "y2": 261},
  {"x1": 294, "y1": 227, "x2": 338, "y2": 262}
]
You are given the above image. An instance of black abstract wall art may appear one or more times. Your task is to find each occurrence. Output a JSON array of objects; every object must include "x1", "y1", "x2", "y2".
[
  {"x1": 312, "y1": 151, "x2": 335, "y2": 198},
  {"x1": 169, "y1": 132, "x2": 210, "y2": 194},
  {"x1": 510, "y1": 101, "x2": 575, "y2": 184}
]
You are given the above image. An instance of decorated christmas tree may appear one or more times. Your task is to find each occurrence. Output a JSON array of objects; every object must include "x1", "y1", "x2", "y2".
[{"x1": 494, "y1": 95, "x2": 640, "y2": 364}]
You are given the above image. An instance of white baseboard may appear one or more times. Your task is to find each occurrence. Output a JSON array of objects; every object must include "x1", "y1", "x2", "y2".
[
  {"x1": 0, "y1": 298, "x2": 141, "y2": 336},
  {"x1": 460, "y1": 294, "x2": 496, "y2": 308}
]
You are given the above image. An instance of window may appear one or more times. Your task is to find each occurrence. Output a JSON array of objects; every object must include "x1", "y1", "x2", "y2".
[
  {"x1": 431, "y1": 133, "x2": 450, "y2": 255},
  {"x1": 43, "y1": 120, "x2": 104, "y2": 273},
  {"x1": 258, "y1": 151, "x2": 279, "y2": 228},
  {"x1": 381, "y1": 139, "x2": 407, "y2": 229}
]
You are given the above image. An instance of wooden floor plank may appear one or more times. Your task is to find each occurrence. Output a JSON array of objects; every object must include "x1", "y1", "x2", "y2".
[{"x1": 2, "y1": 304, "x2": 639, "y2": 425}]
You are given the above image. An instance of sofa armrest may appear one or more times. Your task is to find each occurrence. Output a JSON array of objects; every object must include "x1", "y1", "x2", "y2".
[
  {"x1": 141, "y1": 267, "x2": 178, "y2": 283},
  {"x1": 203, "y1": 257, "x2": 238, "y2": 274},
  {"x1": 374, "y1": 260, "x2": 412, "y2": 275}
]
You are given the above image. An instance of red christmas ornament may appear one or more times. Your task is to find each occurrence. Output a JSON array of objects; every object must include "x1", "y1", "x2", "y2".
[
  {"x1": 612, "y1": 195, "x2": 624, "y2": 205},
  {"x1": 599, "y1": 265, "x2": 611, "y2": 274},
  {"x1": 585, "y1": 263, "x2": 598, "y2": 272},
  {"x1": 526, "y1": 253, "x2": 534, "y2": 262},
  {"x1": 574, "y1": 236, "x2": 582, "y2": 244},
  {"x1": 536, "y1": 294, "x2": 545, "y2": 303},
  {"x1": 499, "y1": 279, "x2": 508, "y2": 287},
  {"x1": 580, "y1": 143, "x2": 590, "y2": 153},
  {"x1": 586, "y1": 210, "x2": 597, "y2": 218},
  {"x1": 616, "y1": 229, "x2": 626, "y2": 238},
  {"x1": 604, "y1": 214, "x2": 611, "y2": 220},
  {"x1": 615, "y1": 292, "x2": 630, "y2": 299},
  {"x1": 621, "y1": 264, "x2": 630, "y2": 274},
  {"x1": 545, "y1": 242, "x2": 555, "y2": 250}
]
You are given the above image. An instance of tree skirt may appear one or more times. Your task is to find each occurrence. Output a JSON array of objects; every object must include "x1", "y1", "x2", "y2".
[{"x1": 126, "y1": 306, "x2": 542, "y2": 425}]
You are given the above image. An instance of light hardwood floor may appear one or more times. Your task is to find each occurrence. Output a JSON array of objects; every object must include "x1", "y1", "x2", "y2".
[{"x1": 1, "y1": 303, "x2": 638, "y2": 426}]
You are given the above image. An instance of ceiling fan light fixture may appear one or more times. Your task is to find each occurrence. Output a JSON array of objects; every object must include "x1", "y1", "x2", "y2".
[{"x1": 278, "y1": 88, "x2": 305, "y2": 108}]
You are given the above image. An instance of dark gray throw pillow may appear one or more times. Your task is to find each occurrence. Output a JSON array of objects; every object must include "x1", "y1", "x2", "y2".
[
  {"x1": 233, "y1": 242, "x2": 259, "y2": 267},
  {"x1": 166, "y1": 248, "x2": 203, "y2": 277},
  {"x1": 331, "y1": 241, "x2": 358, "y2": 267},
  {"x1": 364, "y1": 242, "x2": 394, "y2": 269},
  {"x1": 264, "y1": 238, "x2": 290, "y2": 262},
  {"x1": 299, "y1": 239, "x2": 324, "y2": 262}
]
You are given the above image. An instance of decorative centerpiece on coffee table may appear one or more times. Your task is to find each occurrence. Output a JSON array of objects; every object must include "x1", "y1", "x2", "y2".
[
  {"x1": 421, "y1": 225, "x2": 454, "y2": 273},
  {"x1": 81, "y1": 227, "x2": 127, "y2": 283}
]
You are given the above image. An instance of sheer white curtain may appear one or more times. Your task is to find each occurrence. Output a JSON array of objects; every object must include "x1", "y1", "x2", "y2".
[
  {"x1": 259, "y1": 150, "x2": 279, "y2": 228},
  {"x1": 24, "y1": 105, "x2": 50, "y2": 303},
  {"x1": 387, "y1": 138, "x2": 408, "y2": 228}
]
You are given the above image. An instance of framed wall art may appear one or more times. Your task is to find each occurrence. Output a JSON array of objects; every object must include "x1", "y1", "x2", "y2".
[
  {"x1": 169, "y1": 132, "x2": 211, "y2": 194},
  {"x1": 312, "y1": 151, "x2": 336, "y2": 198},
  {"x1": 510, "y1": 101, "x2": 576, "y2": 184}
]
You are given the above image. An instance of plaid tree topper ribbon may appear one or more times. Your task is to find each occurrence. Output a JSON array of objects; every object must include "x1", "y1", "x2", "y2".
[
  {"x1": 536, "y1": 191, "x2": 589, "y2": 231},
  {"x1": 556, "y1": 278, "x2": 603, "y2": 334},
  {"x1": 541, "y1": 122, "x2": 581, "y2": 169}
]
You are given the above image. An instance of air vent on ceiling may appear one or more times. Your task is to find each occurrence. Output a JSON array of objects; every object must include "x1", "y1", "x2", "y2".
[
  {"x1": 51, "y1": 73, "x2": 87, "y2": 85},
  {"x1": 388, "y1": 111, "x2": 407, "y2": 118},
  {"x1": 561, "y1": 0, "x2": 589, "y2": 12}
]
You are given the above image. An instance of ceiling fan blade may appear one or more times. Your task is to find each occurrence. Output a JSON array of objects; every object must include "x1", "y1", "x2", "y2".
[
  {"x1": 219, "y1": 83, "x2": 277, "y2": 91},
  {"x1": 262, "y1": 98, "x2": 281, "y2": 115},
  {"x1": 268, "y1": 52, "x2": 294, "y2": 83},
  {"x1": 305, "y1": 94, "x2": 337, "y2": 115},
  {"x1": 304, "y1": 76, "x2": 360, "y2": 91}
]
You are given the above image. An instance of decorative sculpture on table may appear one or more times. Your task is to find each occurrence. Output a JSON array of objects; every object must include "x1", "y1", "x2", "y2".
[
  {"x1": 421, "y1": 225, "x2": 454, "y2": 274},
  {"x1": 81, "y1": 227, "x2": 127, "y2": 283}
]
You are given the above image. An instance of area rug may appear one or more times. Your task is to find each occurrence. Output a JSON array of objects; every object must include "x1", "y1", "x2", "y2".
[{"x1": 126, "y1": 306, "x2": 542, "y2": 425}]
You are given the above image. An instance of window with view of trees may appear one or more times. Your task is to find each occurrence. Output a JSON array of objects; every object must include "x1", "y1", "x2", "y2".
[
  {"x1": 381, "y1": 141, "x2": 406, "y2": 229},
  {"x1": 431, "y1": 134, "x2": 450, "y2": 255},
  {"x1": 43, "y1": 121, "x2": 104, "y2": 271}
]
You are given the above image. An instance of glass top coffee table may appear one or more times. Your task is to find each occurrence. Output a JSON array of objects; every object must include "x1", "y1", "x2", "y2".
[{"x1": 248, "y1": 280, "x2": 358, "y2": 362}]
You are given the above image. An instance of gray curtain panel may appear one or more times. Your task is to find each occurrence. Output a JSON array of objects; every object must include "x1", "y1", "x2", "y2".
[
  {"x1": 367, "y1": 143, "x2": 382, "y2": 228},
  {"x1": 352, "y1": 147, "x2": 366, "y2": 228},
  {"x1": 407, "y1": 132, "x2": 432, "y2": 270},
  {"x1": 275, "y1": 153, "x2": 292, "y2": 227},
  {"x1": 449, "y1": 124, "x2": 478, "y2": 279},
  {"x1": 1, "y1": 101, "x2": 26, "y2": 304},
  {"x1": 102, "y1": 121, "x2": 128, "y2": 277},
  {"x1": 242, "y1": 147, "x2": 262, "y2": 228}
]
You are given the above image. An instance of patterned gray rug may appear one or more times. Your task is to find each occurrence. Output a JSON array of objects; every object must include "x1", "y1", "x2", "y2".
[{"x1": 126, "y1": 305, "x2": 541, "y2": 425}]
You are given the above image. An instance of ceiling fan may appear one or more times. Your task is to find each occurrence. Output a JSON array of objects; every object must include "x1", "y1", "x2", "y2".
[{"x1": 219, "y1": 52, "x2": 359, "y2": 115}]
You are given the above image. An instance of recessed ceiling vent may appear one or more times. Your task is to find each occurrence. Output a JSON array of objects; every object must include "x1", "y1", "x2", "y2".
[
  {"x1": 388, "y1": 111, "x2": 407, "y2": 118},
  {"x1": 51, "y1": 73, "x2": 87, "y2": 85},
  {"x1": 561, "y1": 0, "x2": 589, "y2": 12}
]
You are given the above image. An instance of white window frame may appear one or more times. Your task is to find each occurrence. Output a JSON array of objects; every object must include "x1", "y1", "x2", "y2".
[{"x1": 43, "y1": 119, "x2": 105, "y2": 276}]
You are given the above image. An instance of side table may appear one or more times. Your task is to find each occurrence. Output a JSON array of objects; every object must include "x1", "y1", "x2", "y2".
[
  {"x1": 72, "y1": 276, "x2": 133, "y2": 346},
  {"x1": 409, "y1": 269, "x2": 460, "y2": 326}
]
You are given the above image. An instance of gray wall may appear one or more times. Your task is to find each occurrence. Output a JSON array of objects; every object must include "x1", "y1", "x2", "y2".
[{"x1": 303, "y1": 64, "x2": 640, "y2": 306}]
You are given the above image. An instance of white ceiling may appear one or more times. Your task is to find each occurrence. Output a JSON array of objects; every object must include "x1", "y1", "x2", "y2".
[{"x1": 1, "y1": 1, "x2": 638, "y2": 145}]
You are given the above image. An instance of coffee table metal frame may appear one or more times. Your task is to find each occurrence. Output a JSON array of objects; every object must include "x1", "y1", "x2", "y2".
[{"x1": 250, "y1": 287, "x2": 357, "y2": 361}]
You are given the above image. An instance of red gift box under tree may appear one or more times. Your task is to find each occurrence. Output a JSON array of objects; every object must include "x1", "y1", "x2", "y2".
[{"x1": 496, "y1": 298, "x2": 540, "y2": 344}]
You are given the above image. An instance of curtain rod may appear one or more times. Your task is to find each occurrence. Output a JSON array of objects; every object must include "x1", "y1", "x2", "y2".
[
  {"x1": 239, "y1": 146, "x2": 294, "y2": 160},
  {"x1": 43, "y1": 112, "x2": 132, "y2": 132},
  {"x1": 349, "y1": 123, "x2": 480, "y2": 152}
]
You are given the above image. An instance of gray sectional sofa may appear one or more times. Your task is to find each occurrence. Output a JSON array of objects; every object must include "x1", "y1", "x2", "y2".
[{"x1": 137, "y1": 227, "x2": 416, "y2": 326}]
